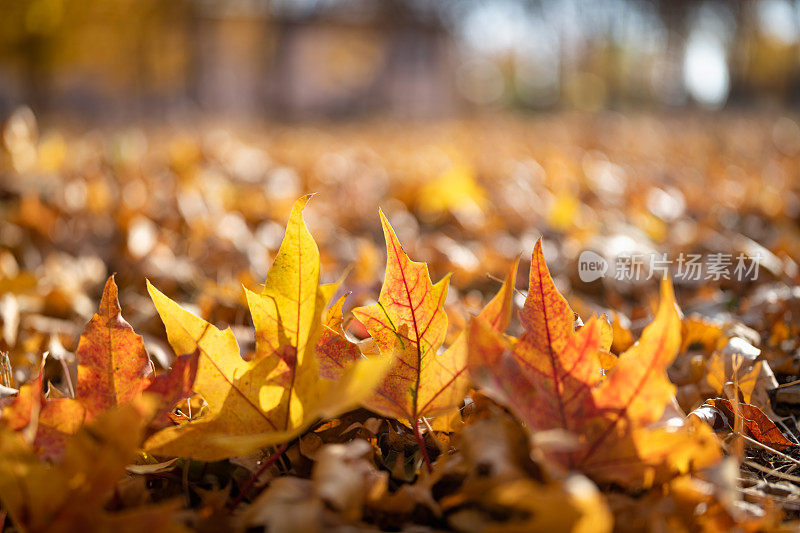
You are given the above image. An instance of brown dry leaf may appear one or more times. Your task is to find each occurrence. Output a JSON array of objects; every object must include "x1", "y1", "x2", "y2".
[
  {"x1": 312, "y1": 439, "x2": 389, "y2": 521},
  {"x1": 241, "y1": 477, "x2": 327, "y2": 533},
  {"x1": 699, "y1": 398, "x2": 796, "y2": 451},
  {"x1": 609, "y1": 471, "x2": 779, "y2": 533},
  {"x1": 439, "y1": 416, "x2": 612, "y2": 533}
]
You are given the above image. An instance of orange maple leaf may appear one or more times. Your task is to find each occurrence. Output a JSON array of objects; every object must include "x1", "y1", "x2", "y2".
[
  {"x1": 351, "y1": 211, "x2": 517, "y2": 453},
  {"x1": 351, "y1": 210, "x2": 454, "y2": 427},
  {"x1": 2, "y1": 276, "x2": 198, "y2": 458},
  {"x1": 145, "y1": 350, "x2": 199, "y2": 427},
  {"x1": 1, "y1": 365, "x2": 84, "y2": 460},
  {"x1": 74, "y1": 275, "x2": 152, "y2": 419},
  {"x1": 470, "y1": 239, "x2": 721, "y2": 486}
]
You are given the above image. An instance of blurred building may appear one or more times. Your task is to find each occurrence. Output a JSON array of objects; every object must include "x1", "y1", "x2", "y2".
[
  {"x1": 0, "y1": 0, "x2": 458, "y2": 119},
  {"x1": 3, "y1": 0, "x2": 800, "y2": 119},
  {"x1": 192, "y1": 0, "x2": 456, "y2": 117}
]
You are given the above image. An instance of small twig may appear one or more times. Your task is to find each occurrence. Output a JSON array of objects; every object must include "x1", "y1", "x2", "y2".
[
  {"x1": 422, "y1": 416, "x2": 448, "y2": 453},
  {"x1": 58, "y1": 356, "x2": 75, "y2": 398},
  {"x1": 486, "y1": 273, "x2": 525, "y2": 298},
  {"x1": 738, "y1": 485, "x2": 800, "y2": 509},
  {"x1": 414, "y1": 418, "x2": 433, "y2": 473},
  {"x1": 422, "y1": 416, "x2": 435, "y2": 434},
  {"x1": 736, "y1": 433, "x2": 800, "y2": 467},
  {"x1": 228, "y1": 442, "x2": 289, "y2": 511},
  {"x1": 775, "y1": 418, "x2": 800, "y2": 445},
  {"x1": 776, "y1": 379, "x2": 800, "y2": 389},
  {"x1": 744, "y1": 460, "x2": 800, "y2": 484},
  {"x1": 0, "y1": 352, "x2": 13, "y2": 387}
]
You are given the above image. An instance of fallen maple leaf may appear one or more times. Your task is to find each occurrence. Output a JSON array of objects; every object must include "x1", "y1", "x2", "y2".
[
  {"x1": 2, "y1": 362, "x2": 84, "y2": 459},
  {"x1": 351, "y1": 209, "x2": 454, "y2": 427},
  {"x1": 2, "y1": 276, "x2": 198, "y2": 458},
  {"x1": 75, "y1": 274, "x2": 152, "y2": 419},
  {"x1": 469, "y1": 241, "x2": 608, "y2": 441},
  {"x1": 144, "y1": 195, "x2": 392, "y2": 460},
  {"x1": 351, "y1": 210, "x2": 517, "y2": 468},
  {"x1": 354, "y1": 213, "x2": 518, "y2": 425},
  {"x1": 470, "y1": 239, "x2": 721, "y2": 486}
]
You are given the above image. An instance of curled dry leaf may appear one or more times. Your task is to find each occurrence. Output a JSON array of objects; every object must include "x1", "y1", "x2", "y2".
[
  {"x1": 692, "y1": 398, "x2": 797, "y2": 451},
  {"x1": 311, "y1": 439, "x2": 388, "y2": 521},
  {"x1": 438, "y1": 415, "x2": 613, "y2": 533},
  {"x1": 241, "y1": 477, "x2": 327, "y2": 533},
  {"x1": 609, "y1": 472, "x2": 780, "y2": 533}
]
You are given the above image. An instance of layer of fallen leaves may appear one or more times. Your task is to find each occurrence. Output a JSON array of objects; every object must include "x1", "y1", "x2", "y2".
[{"x1": 4, "y1": 109, "x2": 800, "y2": 531}]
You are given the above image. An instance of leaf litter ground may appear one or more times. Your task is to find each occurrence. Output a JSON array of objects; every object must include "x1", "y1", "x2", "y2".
[{"x1": 3, "y1": 112, "x2": 800, "y2": 530}]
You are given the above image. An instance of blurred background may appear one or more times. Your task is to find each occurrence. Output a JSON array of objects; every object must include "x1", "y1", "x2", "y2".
[
  {"x1": 5, "y1": 0, "x2": 800, "y2": 388},
  {"x1": 4, "y1": 0, "x2": 800, "y2": 119}
]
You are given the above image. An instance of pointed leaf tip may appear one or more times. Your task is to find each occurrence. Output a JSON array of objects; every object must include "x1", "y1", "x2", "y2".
[
  {"x1": 99, "y1": 275, "x2": 122, "y2": 319},
  {"x1": 479, "y1": 258, "x2": 519, "y2": 331}
]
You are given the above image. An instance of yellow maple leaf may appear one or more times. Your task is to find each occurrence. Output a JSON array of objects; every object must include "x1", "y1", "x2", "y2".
[{"x1": 144, "y1": 195, "x2": 392, "y2": 460}]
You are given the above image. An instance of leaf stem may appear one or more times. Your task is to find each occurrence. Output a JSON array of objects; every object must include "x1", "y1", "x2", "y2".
[
  {"x1": 414, "y1": 418, "x2": 433, "y2": 473},
  {"x1": 182, "y1": 458, "x2": 191, "y2": 508},
  {"x1": 228, "y1": 442, "x2": 289, "y2": 511}
]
